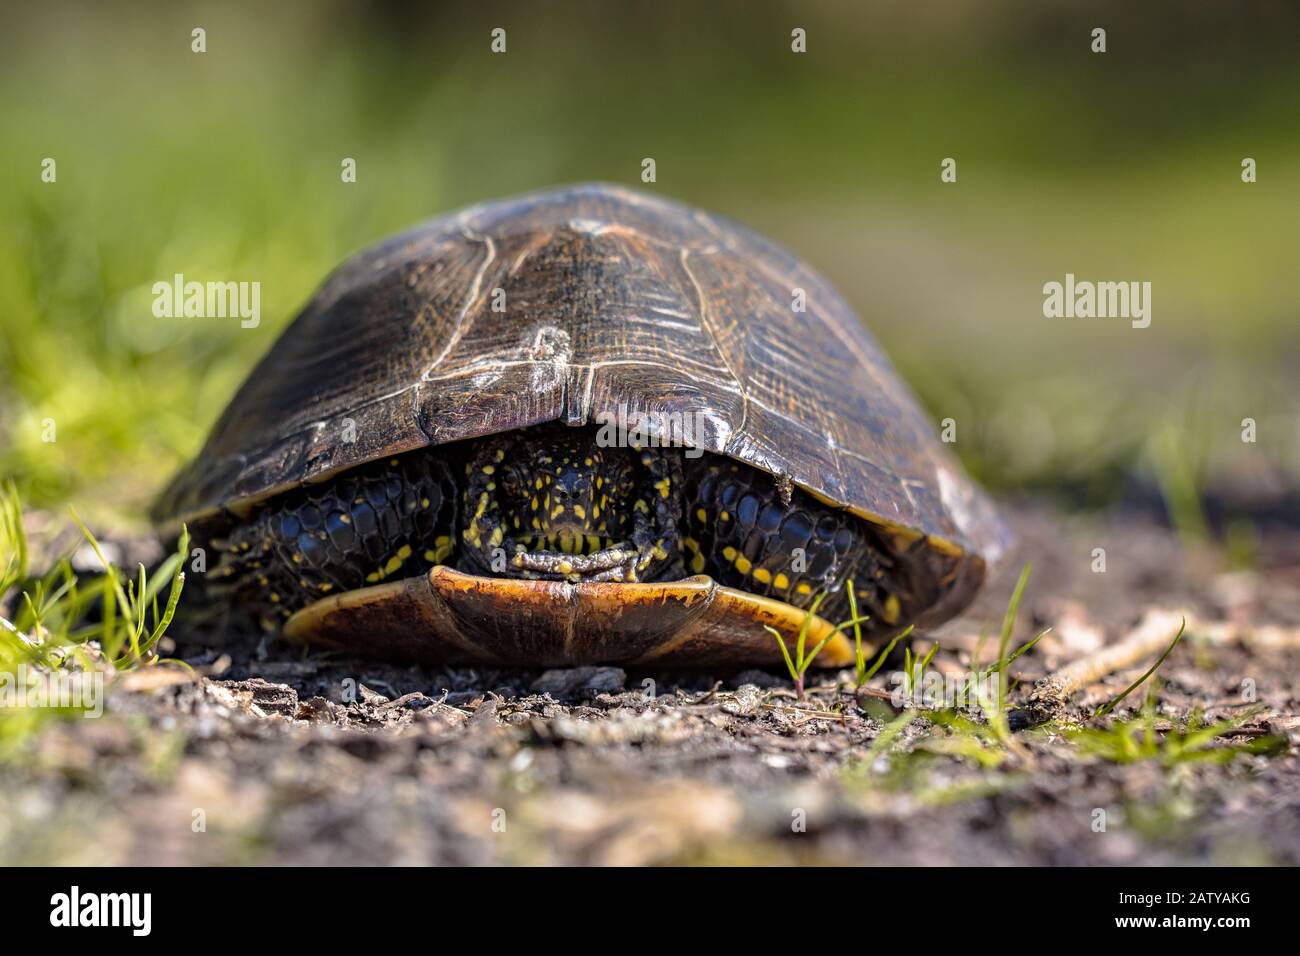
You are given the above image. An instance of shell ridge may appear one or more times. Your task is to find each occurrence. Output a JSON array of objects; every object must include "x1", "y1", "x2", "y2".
[
  {"x1": 418, "y1": 228, "x2": 496, "y2": 383},
  {"x1": 678, "y1": 247, "x2": 750, "y2": 452}
]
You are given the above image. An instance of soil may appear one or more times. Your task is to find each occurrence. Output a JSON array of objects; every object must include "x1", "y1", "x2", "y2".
[{"x1": 3, "y1": 499, "x2": 1298, "y2": 866}]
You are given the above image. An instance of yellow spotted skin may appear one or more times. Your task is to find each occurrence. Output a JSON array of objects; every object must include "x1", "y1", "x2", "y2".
[
  {"x1": 208, "y1": 452, "x2": 458, "y2": 619},
  {"x1": 681, "y1": 460, "x2": 904, "y2": 624},
  {"x1": 201, "y1": 425, "x2": 911, "y2": 634},
  {"x1": 456, "y1": 423, "x2": 684, "y2": 583}
]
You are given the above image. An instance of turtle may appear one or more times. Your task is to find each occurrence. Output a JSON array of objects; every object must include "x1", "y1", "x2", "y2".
[{"x1": 155, "y1": 183, "x2": 1008, "y2": 668}]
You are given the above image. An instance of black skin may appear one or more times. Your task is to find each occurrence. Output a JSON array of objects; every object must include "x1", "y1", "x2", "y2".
[{"x1": 203, "y1": 425, "x2": 909, "y2": 629}]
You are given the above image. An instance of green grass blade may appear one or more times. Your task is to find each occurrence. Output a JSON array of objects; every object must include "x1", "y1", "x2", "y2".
[
  {"x1": 856, "y1": 624, "x2": 913, "y2": 689},
  {"x1": 800, "y1": 631, "x2": 837, "y2": 676},
  {"x1": 765, "y1": 624, "x2": 798, "y2": 683},
  {"x1": 847, "y1": 579, "x2": 863, "y2": 682},
  {"x1": 794, "y1": 592, "x2": 825, "y2": 672},
  {"x1": 1093, "y1": 618, "x2": 1187, "y2": 719},
  {"x1": 992, "y1": 563, "x2": 1032, "y2": 736}
]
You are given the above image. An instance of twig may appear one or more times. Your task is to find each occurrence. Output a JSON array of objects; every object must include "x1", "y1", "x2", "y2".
[
  {"x1": 764, "y1": 703, "x2": 845, "y2": 722},
  {"x1": 1199, "y1": 621, "x2": 1300, "y2": 650},
  {"x1": 694, "y1": 680, "x2": 724, "y2": 705},
  {"x1": 1016, "y1": 608, "x2": 1190, "y2": 727}
]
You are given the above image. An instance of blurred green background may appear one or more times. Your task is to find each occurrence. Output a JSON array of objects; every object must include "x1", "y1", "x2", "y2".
[{"x1": 2, "y1": 0, "x2": 1298, "y2": 530}]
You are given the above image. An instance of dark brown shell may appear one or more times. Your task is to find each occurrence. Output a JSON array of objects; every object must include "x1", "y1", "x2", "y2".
[{"x1": 156, "y1": 184, "x2": 1007, "y2": 622}]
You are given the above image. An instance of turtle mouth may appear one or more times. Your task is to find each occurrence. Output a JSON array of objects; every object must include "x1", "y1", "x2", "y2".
[
  {"x1": 506, "y1": 535, "x2": 655, "y2": 583},
  {"x1": 517, "y1": 533, "x2": 621, "y2": 555}
]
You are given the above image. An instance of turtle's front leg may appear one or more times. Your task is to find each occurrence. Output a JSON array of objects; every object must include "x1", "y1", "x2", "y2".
[
  {"x1": 205, "y1": 452, "x2": 459, "y2": 624},
  {"x1": 680, "y1": 460, "x2": 901, "y2": 625}
]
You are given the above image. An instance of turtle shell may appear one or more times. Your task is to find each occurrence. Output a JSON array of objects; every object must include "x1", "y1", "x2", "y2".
[
  {"x1": 156, "y1": 183, "x2": 1008, "y2": 644},
  {"x1": 284, "y1": 568, "x2": 861, "y2": 669}
]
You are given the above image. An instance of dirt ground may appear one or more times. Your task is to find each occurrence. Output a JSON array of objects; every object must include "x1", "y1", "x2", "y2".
[{"x1": 3, "y1": 499, "x2": 1298, "y2": 866}]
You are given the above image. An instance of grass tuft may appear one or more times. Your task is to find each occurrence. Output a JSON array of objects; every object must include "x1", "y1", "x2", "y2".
[
  {"x1": 902, "y1": 640, "x2": 939, "y2": 697},
  {"x1": 1, "y1": 485, "x2": 191, "y2": 757},
  {"x1": 767, "y1": 588, "x2": 881, "y2": 696},
  {"x1": 1071, "y1": 690, "x2": 1284, "y2": 766}
]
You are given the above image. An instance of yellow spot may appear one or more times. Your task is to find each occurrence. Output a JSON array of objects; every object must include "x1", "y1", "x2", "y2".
[
  {"x1": 389, "y1": 459, "x2": 400, "y2": 466},
  {"x1": 489, "y1": 527, "x2": 504, "y2": 547},
  {"x1": 720, "y1": 511, "x2": 730, "y2": 522},
  {"x1": 796, "y1": 582, "x2": 813, "y2": 596},
  {"x1": 424, "y1": 550, "x2": 437, "y2": 562},
  {"x1": 753, "y1": 567, "x2": 772, "y2": 584},
  {"x1": 420, "y1": 498, "x2": 430, "y2": 509},
  {"x1": 654, "y1": 478, "x2": 671, "y2": 498},
  {"x1": 573, "y1": 505, "x2": 586, "y2": 520},
  {"x1": 269, "y1": 592, "x2": 281, "y2": 603},
  {"x1": 482, "y1": 465, "x2": 495, "y2": 475},
  {"x1": 883, "y1": 595, "x2": 901, "y2": 624},
  {"x1": 292, "y1": 553, "x2": 302, "y2": 564},
  {"x1": 495, "y1": 448, "x2": 505, "y2": 462},
  {"x1": 587, "y1": 535, "x2": 601, "y2": 553},
  {"x1": 557, "y1": 560, "x2": 573, "y2": 574},
  {"x1": 531, "y1": 496, "x2": 540, "y2": 511},
  {"x1": 682, "y1": 537, "x2": 700, "y2": 552},
  {"x1": 384, "y1": 554, "x2": 403, "y2": 575},
  {"x1": 366, "y1": 571, "x2": 381, "y2": 583},
  {"x1": 696, "y1": 508, "x2": 708, "y2": 523},
  {"x1": 635, "y1": 499, "x2": 649, "y2": 514},
  {"x1": 690, "y1": 552, "x2": 706, "y2": 573},
  {"x1": 584, "y1": 457, "x2": 593, "y2": 466},
  {"x1": 397, "y1": 544, "x2": 412, "y2": 560},
  {"x1": 735, "y1": 555, "x2": 752, "y2": 575},
  {"x1": 340, "y1": 513, "x2": 351, "y2": 523},
  {"x1": 535, "y1": 478, "x2": 544, "y2": 490},
  {"x1": 319, "y1": 583, "x2": 333, "y2": 592},
  {"x1": 722, "y1": 546, "x2": 737, "y2": 562},
  {"x1": 774, "y1": 573, "x2": 790, "y2": 590}
]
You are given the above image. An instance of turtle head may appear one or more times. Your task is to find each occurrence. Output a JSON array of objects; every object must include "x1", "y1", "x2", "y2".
[
  {"x1": 459, "y1": 426, "x2": 678, "y2": 582},
  {"x1": 509, "y1": 434, "x2": 636, "y2": 548}
]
